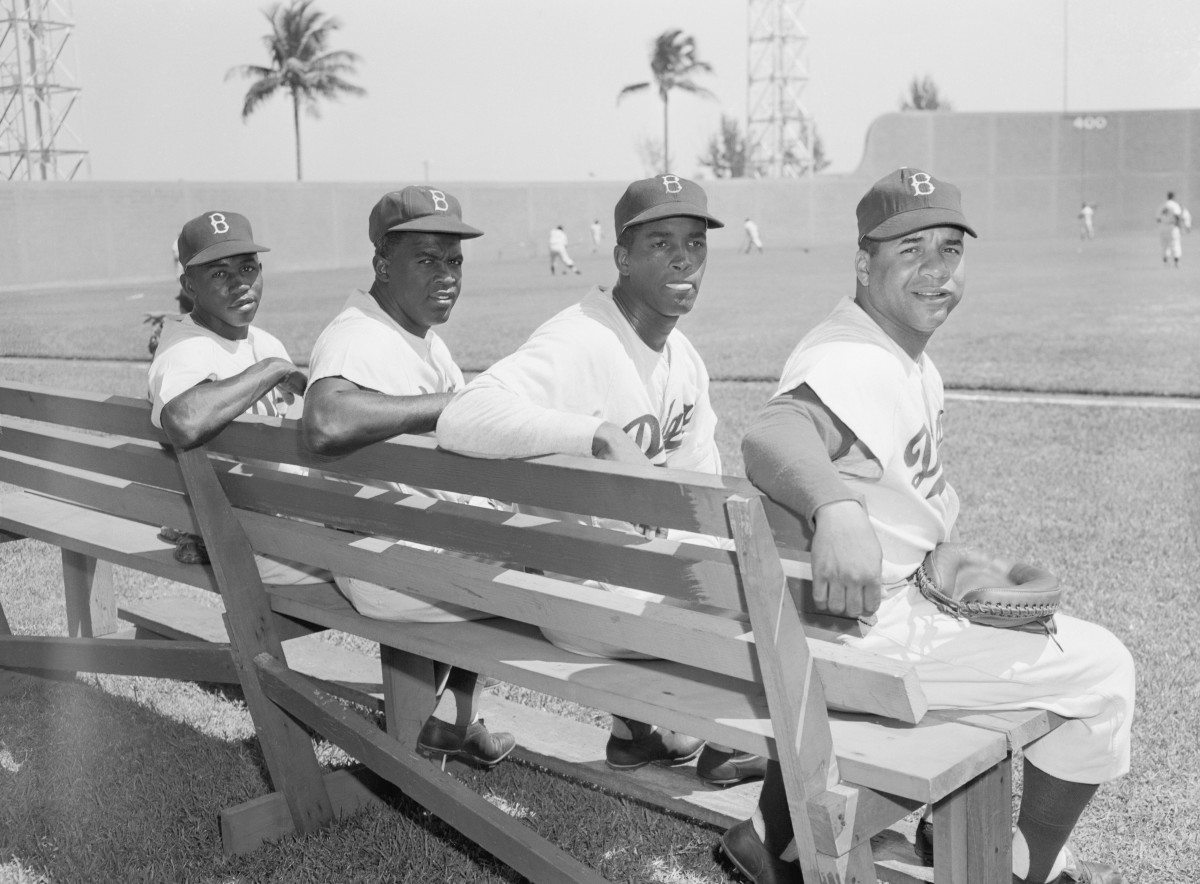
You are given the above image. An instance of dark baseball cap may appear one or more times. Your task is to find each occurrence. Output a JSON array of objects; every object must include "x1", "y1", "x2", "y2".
[
  {"x1": 614, "y1": 174, "x2": 724, "y2": 236},
  {"x1": 857, "y1": 168, "x2": 977, "y2": 241},
  {"x1": 177, "y1": 211, "x2": 269, "y2": 268},
  {"x1": 368, "y1": 186, "x2": 483, "y2": 245}
]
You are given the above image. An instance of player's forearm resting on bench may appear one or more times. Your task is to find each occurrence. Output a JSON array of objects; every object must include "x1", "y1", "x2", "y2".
[
  {"x1": 742, "y1": 383, "x2": 882, "y2": 618},
  {"x1": 303, "y1": 376, "x2": 452, "y2": 456},
  {"x1": 161, "y1": 357, "x2": 304, "y2": 449},
  {"x1": 438, "y1": 382, "x2": 604, "y2": 460}
]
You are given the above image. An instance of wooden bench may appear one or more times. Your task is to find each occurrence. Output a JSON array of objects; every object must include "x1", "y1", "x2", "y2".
[{"x1": 0, "y1": 381, "x2": 1063, "y2": 883}]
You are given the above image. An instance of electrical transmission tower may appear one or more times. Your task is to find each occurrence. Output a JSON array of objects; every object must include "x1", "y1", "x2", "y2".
[
  {"x1": 0, "y1": 0, "x2": 87, "y2": 181},
  {"x1": 746, "y1": 0, "x2": 814, "y2": 177}
]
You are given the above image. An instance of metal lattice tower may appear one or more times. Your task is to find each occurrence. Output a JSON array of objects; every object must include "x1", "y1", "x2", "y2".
[
  {"x1": 0, "y1": 0, "x2": 86, "y2": 181},
  {"x1": 746, "y1": 0, "x2": 814, "y2": 177}
]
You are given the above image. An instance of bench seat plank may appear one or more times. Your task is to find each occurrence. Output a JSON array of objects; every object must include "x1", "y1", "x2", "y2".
[
  {"x1": 0, "y1": 490, "x2": 214, "y2": 591},
  {"x1": 118, "y1": 597, "x2": 383, "y2": 700},
  {"x1": 267, "y1": 583, "x2": 1006, "y2": 803},
  {"x1": 244, "y1": 512, "x2": 922, "y2": 718}
]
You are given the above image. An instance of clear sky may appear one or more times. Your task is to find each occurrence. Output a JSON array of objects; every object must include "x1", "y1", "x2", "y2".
[{"x1": 63, "y1": 0, "x2": 1200, "y2": 183}]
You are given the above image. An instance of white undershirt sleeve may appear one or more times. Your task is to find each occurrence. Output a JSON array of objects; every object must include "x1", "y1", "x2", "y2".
[{"x1": 437, "y1": 383, "x2": 602, "y2": 459}]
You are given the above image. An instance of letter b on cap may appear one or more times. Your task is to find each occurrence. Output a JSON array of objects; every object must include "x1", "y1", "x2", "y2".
[
  {"x1": 660, "y1": 175, "x2": 682, "y2": 194},
  {"x1": 428, "y1": 189, "x2": 449, "y2": 212},
  {"x1": 208, "y1": 212, "x2": 230, "y2": 234},
  {"x1": 908, "y1": 172, "x2": 935, "y2": 196}
]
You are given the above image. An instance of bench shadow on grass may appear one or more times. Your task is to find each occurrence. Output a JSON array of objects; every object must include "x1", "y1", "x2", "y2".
[
  {"x1": 0, "y1": 669, "x2": 734, "y2": 883},
  {"x1": 0, "y1": 670, "x2": 526, "y2": 883}
]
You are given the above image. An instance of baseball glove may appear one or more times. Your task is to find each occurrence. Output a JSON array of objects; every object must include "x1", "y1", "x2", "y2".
[{"x1": 914, "y1": 543, "x2": 1062, "y2": 635}]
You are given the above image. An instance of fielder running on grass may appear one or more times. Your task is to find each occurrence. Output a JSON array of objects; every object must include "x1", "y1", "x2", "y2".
[{"x1": 719, "y1": 168, "x2": 1133, "y2": 884}]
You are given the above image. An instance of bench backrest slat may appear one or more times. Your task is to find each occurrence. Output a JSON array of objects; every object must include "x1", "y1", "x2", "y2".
[
  {"x1": 0, "y1": 382, "x2": 161, "y2": 443},
  {"x1": 0, "y1": 382, "x2": 915, "y2": 722},
  {"x1": 0, "y1": 421, "x2": 185, "y2": 491}
]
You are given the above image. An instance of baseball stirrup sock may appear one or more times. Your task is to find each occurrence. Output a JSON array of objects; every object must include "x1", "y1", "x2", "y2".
[{"x1": 1016, "y1": 759, "x2": 1098, "y2": 883}]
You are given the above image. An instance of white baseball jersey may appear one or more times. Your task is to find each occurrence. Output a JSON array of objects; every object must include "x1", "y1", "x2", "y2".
[
  {"x1": 775, "y1": 297, "x2": 959, "y2": 588},
  {"x1": 308, "y1": 289, "x2": 463, "y2": 398},
  {"x1": 438, "y1": 284, "x2": 723, "y2": 656},
  {"x1": 307, "y1": 288, "x2": 484, "y2": 623},
  {"x1": 438, "y1": 285, "x2": 720, "y2": 474},
  {"x1": 147, "y1": 315, "x2": 295, "y2": 428},
  {"x1": 1158, "y1": 198, "x2": 1183, "y2": 227},
  {"x1": 146, "y1": 315, "x2": 327, "y2": 586}
]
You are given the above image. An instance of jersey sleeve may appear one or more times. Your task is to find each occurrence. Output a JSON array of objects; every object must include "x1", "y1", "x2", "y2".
[
  {"x1": 146, "y1": 339, "x2": 219, "y2": 428},
  {"x1": 780, "y1": 342, "x2": 904, "y2": 467},
  {"x1": 437, "y1": 318, "x2": 612, "y2": 459},
  {"x1": 742, "y1": 385, "x2": 867, "y2": 525},
  {"x1": 310, "y1": 319, "x2": 401, "y2": 394}
]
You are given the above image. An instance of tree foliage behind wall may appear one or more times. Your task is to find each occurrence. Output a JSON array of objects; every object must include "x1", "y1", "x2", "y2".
[{"x1": 901, "y1": 75, "x2": 952, "y2": 111}]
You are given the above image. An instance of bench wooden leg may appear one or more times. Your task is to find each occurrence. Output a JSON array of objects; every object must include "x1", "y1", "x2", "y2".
[
  {"x1": 380, "y1": 645, "x2": 439, "y2": 747},
  {"x1": 63, "y1": 549, "x2": 117, "y2": 638},
  {"x1": 932, "y1": 756, "x2": 1012, "y2": 884}
]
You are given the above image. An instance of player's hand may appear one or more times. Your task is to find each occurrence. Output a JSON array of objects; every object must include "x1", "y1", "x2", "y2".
[
  {"x1": 591, "y1": 422, "x2": 651, "y2": 465},
  {"x1": 263, "y1": 358, "x2": 307, "y2": 404},
  {"x1": 810, "y1": 499, "x2": 882, "y2": 619},
  {"x1": 276, "y1": 369, "x2": 307, "y2": 402}
]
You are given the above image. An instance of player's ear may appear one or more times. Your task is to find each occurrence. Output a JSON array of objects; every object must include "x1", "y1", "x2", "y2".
[
  {"x1": 613, "y1": 241, "x2": 631, "y2": 278},
  {"x1": 372, "y1": 252, "x2": 389, "y2": 283},
  {"x1": 854, "y1": 247, "x2": 871, "y2": 287}
]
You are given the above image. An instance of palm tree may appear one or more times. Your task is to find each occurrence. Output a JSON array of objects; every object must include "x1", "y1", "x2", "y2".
[
  {"x1": 618, "y1": 29, "x2": 715, "y2": 173},
  {"x1": 226, "y1": 0, "x2": 365, "y2": 180}
]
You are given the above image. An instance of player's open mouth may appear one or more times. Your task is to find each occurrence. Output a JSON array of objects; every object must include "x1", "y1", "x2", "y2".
[{"x1": 666, "y1": 283, "x2": 695, "y2": 292}]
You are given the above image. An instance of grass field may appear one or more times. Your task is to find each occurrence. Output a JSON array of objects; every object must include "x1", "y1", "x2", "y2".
[
  {"x1": 1, "y1": 232, "x2": 1199, "y2": 882},
  {"x1": 4, "y1": 230, "x2": 1199, "y2": 396}
]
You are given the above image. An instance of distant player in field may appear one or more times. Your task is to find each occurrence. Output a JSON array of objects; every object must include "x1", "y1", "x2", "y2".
[
  {"x1": 742, "y1": 217, "x2": 764, "y2": 254},
  {"x1": 1156, "y1": 191, "x2": 1186, "y2": 267},
  {"x1": 590, "y1": 218, "x2": 603, "y2": 253},
  {"x1": 1078, "y1": 202, "x2": 1095, "y2": 240},
  {"x1": 548, "y1": 224, "x2": 581, "y2": 275},
  {"x1": 301, "y1": 186, "x2": 515, "y2": 769}
]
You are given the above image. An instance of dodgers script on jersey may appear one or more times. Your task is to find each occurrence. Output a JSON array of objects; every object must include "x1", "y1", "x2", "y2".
[
  {"x1": 438, "y1": 286, "x2": 720, "y2": 473},
  {"x1": 775, "y1": 297, "x2": 959, "y2": 587}
]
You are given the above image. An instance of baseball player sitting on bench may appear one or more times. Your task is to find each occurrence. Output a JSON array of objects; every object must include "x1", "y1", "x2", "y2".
[
  {"x1": 437, "y1": 175, "x2": 765, "y2": 787},
  {"x1": 718, "y1": 168, "x2": 1134, "y2": 884},
  {"x1": 148, "y1": 211, "x2": 330, "y2": 586},
  {"x1": 300, "y1": 186, "x2": 515, "y2": 769}
]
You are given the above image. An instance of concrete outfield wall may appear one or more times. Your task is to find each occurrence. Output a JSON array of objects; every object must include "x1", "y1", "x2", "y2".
[{"x1": 2, "y1": 108, "x2": 1196, "y2": 289}]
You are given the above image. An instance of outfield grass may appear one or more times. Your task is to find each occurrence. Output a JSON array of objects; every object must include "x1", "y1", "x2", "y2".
[
  {"x1": 3, "y1": 230, "x2": 1198, "y2": 396},
  {"x1": 2, "y1": 234, "x2": 1198, "y2": 882}
]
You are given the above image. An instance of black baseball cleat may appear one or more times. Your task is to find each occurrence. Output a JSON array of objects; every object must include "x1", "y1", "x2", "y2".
[
  {"x1": 696, "y1": 746, "x2": 768, "y2": 787},
  {"x1": 604, "y1": 727, "x2": 703, "y2": 770},
  {"x1": 914, "y1": 816, "x2": 933, "y2": 865},
  {"x1": 719, "y1": 819, "x2": 803, "y2": 884},
  {"x1": 417, "y1": 717, "x2": 515, "y2": 768}
]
